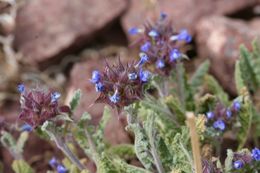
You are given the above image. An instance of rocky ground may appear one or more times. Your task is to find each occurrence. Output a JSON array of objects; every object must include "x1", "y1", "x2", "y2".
[{"x1": 0, "y1": 0, "x2": 260, "y2": 172}]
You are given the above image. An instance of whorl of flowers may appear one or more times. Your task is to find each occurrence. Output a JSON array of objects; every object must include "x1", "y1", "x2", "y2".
[
  {"x1": 204, "y1": 100, "x2": 241, "y2": 131},
  {"x1": 129, "y1": 12, "x2": 192, "y2": 76},
  {"x1": 17, "y1": 84, "x2": 70, "y2": 128},
  {"x1": 90, "y1": 58, "x2": 150, "y2": 111}
]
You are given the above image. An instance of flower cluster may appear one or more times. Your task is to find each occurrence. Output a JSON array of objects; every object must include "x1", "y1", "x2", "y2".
[
  {"x1": 49, "y1": 157, "x2": 68, "y2": 173},
  {"x1": 232, "y1": 148, "x2": 260, "y2": 170},
  {"x1": 204, "y1": 100, "x2": 241, "y2": 131},
  {"x1": 90, "y1": 58, "x2": 150, "y2": 111},
  {"x1": 129, "y1": 12, "x2": 192, "y2": 76},
  {"x1": 18, "y1": 84, "x2": 70, "y2": 128}
]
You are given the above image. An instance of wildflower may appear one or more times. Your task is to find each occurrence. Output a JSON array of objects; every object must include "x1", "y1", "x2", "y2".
[
  {"x1": 128, "y1": 72, "x2": 138, "y2": 80},
  {"x1": 139, "y1": 70, "x2": 151, "y2": 82},
  {"x1": 140, "y1": 41, "x2": 151, "y2": 52},
  {"x1": 159, "y1": 12, "x2": 167, "y2": 20},
  {"x1": 17, "y1": 84, "x2": 25, "y2": 93},
  {"x1": 90, "y1": 70, "x2": 101, "y2": 84},
  {"x1": 93, "y1": 59, "x2": 150, "y2": 111},
  {"x1": 136, "y1": 53, "x2": 149, "y2": 67},
  {"x1": 49, "y1": 157, "x2": 58, "y2": 168},
  {"x1": 226, "y1": 108, "x2": 232, "y2": 119},
  {"x1": 128, "y1": 27, "x2": 143, "y2": 35},
  {"x1": 233, "y1": 160, "x2": 244, "y2": 169},
  {"x1": 206, "y1": 112, "x2": 214, "y2": 119},
  {"x1": 20, "y1": 124, "x2": 32, "y2": 132},
  {"x1": 177, "y1": 29, "x2": 192, "y2": 43},
  {"x1": 129, "y1": 13, "x2": 191, "y2": 76},
  {"x1": 251, "y1": 148, "x2": 260, "y2": 161},
  {"x1": 57, "y1": 165, "x2": 68, "y2": 173},
  {"x1": 51, "y1": 92, "x2": 61, "y2": 103},
  {"x1": 18, "y1": 86, "x2": 70, "y2": 128},
  {"x1": 148, "y1": 29, "x2": 159, "y2": 38},
  {"x1": 232, "y1": 101, "x2": 241, "y2": 112},
  {"x1": 156, "y1": 59, "x2": 165, "y2": 69},
  {"x1": 213, "y1": 120, "x2": 225, "y2": 131},
  {"x1": 95, "y1": 82, "x2": 104, "y2": 92},
  {"x1": 170, "y1": 49, "x2": 181, "y2": 62}
]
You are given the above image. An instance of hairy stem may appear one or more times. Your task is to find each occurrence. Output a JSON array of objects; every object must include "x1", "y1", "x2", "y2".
[
  {"x1": 53, "y1": 135, "x2": 85, "y2": 171},
  {"x1": 84, "y1": 127, "x2": 98, "y2": 161}
]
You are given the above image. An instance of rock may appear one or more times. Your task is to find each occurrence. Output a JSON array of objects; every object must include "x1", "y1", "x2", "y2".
[
  {"x1": 121, "y1": 0, "x2": 259, "y2": 40},
  {"x1": 14, "y1": 0, "x2": 127, "y2": 65},
  {"x1": 196, "y1": 16, "x2": 260, "y2": 95},
  {"x1": 68, "y1": 56, "x2": 131, "y2": 144},
  {"x1": 250, "y1": 17, "x2": 260, "y2": 30}
]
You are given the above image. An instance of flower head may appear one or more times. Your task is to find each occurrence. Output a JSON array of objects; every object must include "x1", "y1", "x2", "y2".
[
  {"x1": 20, "y1": 124, "x2": 33, "y2": 132},
  {"x1": 232, "y1": 101, "x2": 241, "y2": 112},
  {"x1": 213, "y1": 120, "x2": 225, "y2": 131},
  {"x1": 49, "y1": 157, "x2": 58, "y2": 168},
  {"x1": 17, "y1": 84, "x2": 25, "y2": 93},
  {"x1": 128, "y1": 27, "x2": 143, "y2": 35},
  {"x1": 206, "y1": 112, "x2": 214, "y2": 119},
  {"x1": 92, "y1": 59, "x2": 150, "y2": 111},
  {"x1": 233, "y1": 160, "x2": 244, "y2": 169},
  {"x1": 251, "y1": 148, "x2": 260, "y2": 161},
  {"x1": 91, "y1": 70, "x2": 101, "y2": 84},
  {"x1": 57, "y1": 165, "x2": 68, "y2": 173},
  {"x1": 129, "y1": 13, "x2": 191, "y2": 76},
  {"x1": 18, "y1": 86, "x2": 70, "y2": 128}
]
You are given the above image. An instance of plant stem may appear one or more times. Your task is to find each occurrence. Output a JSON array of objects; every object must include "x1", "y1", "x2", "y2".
[
  {"x1": 84, "y1": 127, "x2": 98, "y2": 161},
  {"x1": 53, "y1": 135, "x2": 85, "y2": 171}
]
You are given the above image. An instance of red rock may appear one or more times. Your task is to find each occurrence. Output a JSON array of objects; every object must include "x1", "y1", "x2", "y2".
[
  {"x1": 14, "y1": 0, "x2": 127, "y2": 65},
  {"x1": 68, "y1": 56, "x2": 131, "y2": 144},
  {"x1": 121, "y1": 0, "x2": 259, "y2": 40},
  {"x1": 196, "y1": 16, "x2": 260, "y2": 95}
]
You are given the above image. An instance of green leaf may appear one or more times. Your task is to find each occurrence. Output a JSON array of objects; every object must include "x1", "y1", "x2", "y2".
[
  {"x1": 112, "y1": 158, "x2": 151, "y2": 173},
  {"x1": 237, "y1": 95, "x2": 253, "y2": 149},
  {"x1": 127, "y1": 123, "x2": 153, "y2": 170},
  {"x1": 0, "y1": 131, "x2": 16, "y2": 150},
  {"x1": 234, "y1": 60, "x2": 245, "y2": 92},
  {"x1": 12, "y1": 160, "x2": 34, "y2": 173},
  {"x1": 190, "y1": 60, "x2": 210, "y2": 92},
  {"x1": 224, "y1": 149, "x2": 234, "y2": 173},
  {"x1": 16, "y1": 132, "x2": 29, "y2": 154},
  {"x1": 204, "y1": 75, "x2": 229, "y2": 105},
  {"x1": 108, "y1": 144, "x2": 136, "y2": 160},
  {"x1": 239, "y1": 45, "x2": 259, "y2": 92},
  {"x1": 70, "y1": 89, "x2": 82, "y2": 112}
]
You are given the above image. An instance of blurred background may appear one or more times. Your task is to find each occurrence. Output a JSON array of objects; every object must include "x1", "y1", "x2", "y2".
[{"x1": 0, "y1": 0, "x2": 260, "y2": 172}]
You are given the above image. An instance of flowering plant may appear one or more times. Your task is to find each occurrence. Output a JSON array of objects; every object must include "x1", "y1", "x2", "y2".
[{"x1": 1, "y1": 13, "x2": 260, "y2": 173}]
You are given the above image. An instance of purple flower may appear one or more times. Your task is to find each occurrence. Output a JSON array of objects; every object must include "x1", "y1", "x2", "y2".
[
  {"x1": 160, "y1": 12, "x2": 167, "y2": 20},
  {"x1": 170, "y1": 49, "x2": 181, "y2": 61},
  {"x1": 140, "y1": 41, "x2": 151, "y2": 52},
  {"x1": 136, "y1": 53, "x2": 149, "y2": 67},
  {"x1": 110, "y1": 91, "x2": 120, "y2": 103},
  {"x1": 95, "y1": 82, "x2": 104, "y2": 92},
  {"x1": 226, "y1": 108, "x2": 232, "y2": 119},
  {"x1": 17, "y1": 84, "x2": 25, "y2": 93},
  {"x1": 233, "y1": 160, "x2": 244, "y2": 169},
  {"x1": 178, "y1": 29, "x2": 192, "y2": 43},
  {"x1": 93, "y1": 59, "x2": 149, "y2": 111},
  {"x1": 139, "y1": 70, "x2": 151, "y2": 82},
  {"x1": 251, "y1": 148, "x2": 260, "y2": 161},
  {"x1": 51, "y1": 92, "x2": 61, "y2": 103},
  {"x1": 233, "y1": 101, "x2": 241, "y2": 112},
  {"x1": 206, "y1": 112, "x2": 214, "y2": 119},
  {"x1": 91, "y1": 70, "x2": 101, "y2": 84},
  {"x1": 148, "y1": 29, "x2": 159, "y2": 38},
  {"x1": 128, "y1": 72, "x2": 138, "y2": 80},
  {"x1": 20, "y1": 124, "x2": 32, "y2": 132},
  {"x1": 57, "y1": 165, "x2": 67, "y2": 173},
  {"x1": 128, "y1": 27, "x2": 142, "y2": 35},
  {"x1": 18, "y1": 87, "x2": 70, "y2": 128},
  {"x1": 156, "y1": 59, "x2": 165, "y2": 69},
  {"x1": 213, "y1": 120, "x2": 225, "y2": 131},
  {"x1": 49, "y1": 157, "x2": 58, "y2": 168}
]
